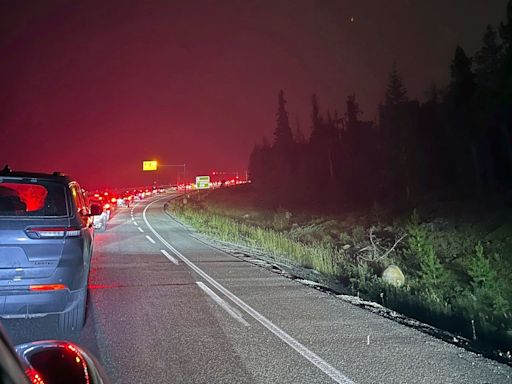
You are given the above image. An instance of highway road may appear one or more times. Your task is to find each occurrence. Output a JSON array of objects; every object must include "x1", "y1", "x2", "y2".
[{"x1": 3, "y1": 193, "x2": 512, "y2": 383}]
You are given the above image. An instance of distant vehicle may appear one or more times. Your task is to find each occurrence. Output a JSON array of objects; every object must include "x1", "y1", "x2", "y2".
[
  {"x1": 123, "y1": 194, "x2": 134, "y2": 206},
  {"x1": 91, "y1": 192, "x2": 117, "y2": 217},
  {"x1": 89, "y1": 198, "x2": 109, "y2": 232},
  {"x1": 0, "y1": 322, "x2": 109, "y2": 383},
  {"x1": 117, "y1": 192, "x2": 135, "y2": 208},
  {"x1": 0, "y1": 168, "x2": 101, "y2": 333}
]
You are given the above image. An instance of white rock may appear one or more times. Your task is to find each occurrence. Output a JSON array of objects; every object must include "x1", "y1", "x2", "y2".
[{"x1": 382, "y1": 265, "x2": 405, "y2": 287}]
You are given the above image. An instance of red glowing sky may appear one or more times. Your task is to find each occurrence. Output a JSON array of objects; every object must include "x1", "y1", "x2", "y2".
[{"x1": 0, "y1": 0, "x2": 507, "y2": 189}]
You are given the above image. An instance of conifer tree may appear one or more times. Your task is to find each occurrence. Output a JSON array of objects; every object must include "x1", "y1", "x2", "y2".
[
  {"x1": 474, "y1": 25, "x2": 502, "y2": 93},
  {"x1": 273, "y1": 90, "x2": 293, "y2": 150},
  {"x1": 385, "y1": 61, "x2": 408, "y2": 106},
  {"x1": 449, "y1": 45, "x2": 483, "y2": 193}
]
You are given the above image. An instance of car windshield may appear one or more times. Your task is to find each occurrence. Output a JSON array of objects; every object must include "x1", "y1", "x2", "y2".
[{"x1": 0, "y1": 180, "x2": 67, "y2": 217}]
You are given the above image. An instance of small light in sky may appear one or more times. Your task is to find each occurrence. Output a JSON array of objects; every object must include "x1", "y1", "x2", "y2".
[{"x1": 350, "y1": 16, "x2": 354, "y2": 23}]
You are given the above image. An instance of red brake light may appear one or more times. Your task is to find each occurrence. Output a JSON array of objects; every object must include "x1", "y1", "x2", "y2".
[
  {"x1": 25, "y1": 368, "x2": 46, "y2": 384},
  {"x1": 103, "y1": 203, "x2": 111, "y2": 210},
  {"x1": 30, "y1": 284, "x2": 67, "y2": 291},
  {"x1": 111, "y1": 197, "x2": 117, "y2": 203},
  {"x1": 26, "y1": 227, "x2": 81, "y2": 239}
]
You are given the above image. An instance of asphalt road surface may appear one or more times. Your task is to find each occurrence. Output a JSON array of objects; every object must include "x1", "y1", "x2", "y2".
[{"x1": 3, "y1": 193, "x2": 512, "y2": 383}]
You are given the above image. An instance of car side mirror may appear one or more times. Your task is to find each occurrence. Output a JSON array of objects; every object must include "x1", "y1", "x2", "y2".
[
  {"x1": 90, "y1": 204, "x2": 103, "y2": 216},
  {"x1": 16, "y1": 341, "x2": 110, "y2": 384}
]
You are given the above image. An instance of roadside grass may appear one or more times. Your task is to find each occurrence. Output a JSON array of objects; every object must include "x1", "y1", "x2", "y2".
[
  {"x1": 168, "y1": 187, "x2": 512, "y2": 361},
  {"x1": 172, "y1": 199, "x2": 345, "y2": 277}
]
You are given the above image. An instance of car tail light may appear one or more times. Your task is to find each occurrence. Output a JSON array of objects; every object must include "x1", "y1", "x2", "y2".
[
  {"x1": 25, "y1": 368, "x2": 46, "y2": 384},
  {"x1": 111, "y1": 197, "x2": 117, "y2": 203},
  {"x1": 30, "y1": 284, "x2": 67, "y2": 291},
  {"x1": 103, "y1": 203, "x2": 111, "y2": 210},
  {"x1": 26, "y1": 227, "x2": 81, "y2": 239}
]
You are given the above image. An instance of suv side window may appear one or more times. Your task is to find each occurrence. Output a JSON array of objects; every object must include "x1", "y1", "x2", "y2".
[
  {"x1": 77, "y1": 185, "x2": 87, "y2": 212},
  {"x1": 82, "y1": 188, "x2": 90, "y2": 208},
  {"x1": 69, "y1": 183, "x2": 86, "y2": 214}
]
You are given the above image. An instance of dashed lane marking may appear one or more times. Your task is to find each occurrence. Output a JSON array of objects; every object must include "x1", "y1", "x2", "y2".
[
  {"x1": 196, "y1": 281, "x2": 250, "y2": 327},
  {"x1": 161, "y1": 249, "x2": 179, "y2": 265}
]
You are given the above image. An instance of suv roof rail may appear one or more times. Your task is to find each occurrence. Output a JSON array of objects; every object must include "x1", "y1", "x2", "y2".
[{"x1": 1, "y1": 165, "x2": 12, "y2": 174}]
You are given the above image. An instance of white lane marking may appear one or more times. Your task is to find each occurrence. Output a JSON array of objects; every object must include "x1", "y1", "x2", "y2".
[
  {"x1": 138, "y1": 227, "x2": 144, "y2": 233},
  {"x1": 145, "y1": 235, "x2": 156, "y2": 244},
  {"x1": 161, "y1": 249, "x2": 179, "y2": 265},
  {"x1": 143, "y1": 198, "x2": 354, "y2": 384},
  {"x1": 133, "y1": 221, "x2": 138, "y2": 226},
  {"x1": 196, "y1": 281, "x2": 250, "y2": 327}
]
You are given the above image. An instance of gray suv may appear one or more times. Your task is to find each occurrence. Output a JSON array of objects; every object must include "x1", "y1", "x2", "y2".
[{"x1": 0, "y1": 168, "x2": 101, "y2": 333}]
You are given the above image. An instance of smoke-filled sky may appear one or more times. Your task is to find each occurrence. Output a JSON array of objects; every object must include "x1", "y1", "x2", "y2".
[{"x1": 0, "y1": 0, "x2": 508, "y2": 189}]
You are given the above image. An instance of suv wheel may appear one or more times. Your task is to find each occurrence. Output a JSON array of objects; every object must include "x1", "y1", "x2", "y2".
[{"x1": 58, "y1": 289, "x2": 87, "y2": 334}]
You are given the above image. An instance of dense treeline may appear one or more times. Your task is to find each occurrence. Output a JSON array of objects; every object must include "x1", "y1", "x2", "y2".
[{"x1": 249, "y1": 2, "x2": 512, "y2": 211}]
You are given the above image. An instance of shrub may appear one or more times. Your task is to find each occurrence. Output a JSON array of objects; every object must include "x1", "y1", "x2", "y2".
[
  {"x1": 351, "y1": 225, "x2": 366, "y2": 245},
  {"x1": 418, "y1": 244, "x2": 452, "y2": 302},
  {"x1": 272, "y1": 208, "x2": 291, "y2": 230},
  {"x1": 338, "y1": 231, "x2": 352, "y2": 245},
  {"x1": 404, "y1": 211, "x2": 453, "y2": 303},
  {"x1": 467, "y1": 243, "x2": 510, "y2": 315}
]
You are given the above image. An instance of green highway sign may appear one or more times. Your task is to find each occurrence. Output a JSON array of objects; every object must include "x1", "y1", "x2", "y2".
[{"x1": 195, "y1": 175, "x2": 210, "y2": 189}]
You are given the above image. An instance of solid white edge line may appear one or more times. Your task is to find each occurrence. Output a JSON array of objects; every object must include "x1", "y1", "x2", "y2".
[
  {"x1": 138, "y1": 227, "x2": 144, "y2": 233},
  {"x1": 145, "y1": 235, "x2": 156, "y2": 244},
  {"x1": 161, "y1": 249, "x2": 179, "y2": 265},
  {"x1": 196, "y1": 281, "x2": 250, "y2": 327},
  {"x1": 143, "y1": 197, "x2": 355, "y2": 384}
]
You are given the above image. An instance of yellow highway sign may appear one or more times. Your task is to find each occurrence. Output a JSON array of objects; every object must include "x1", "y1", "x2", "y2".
[{"x1": 143, "y1": 160, "x2": 158, "y2": 171}]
